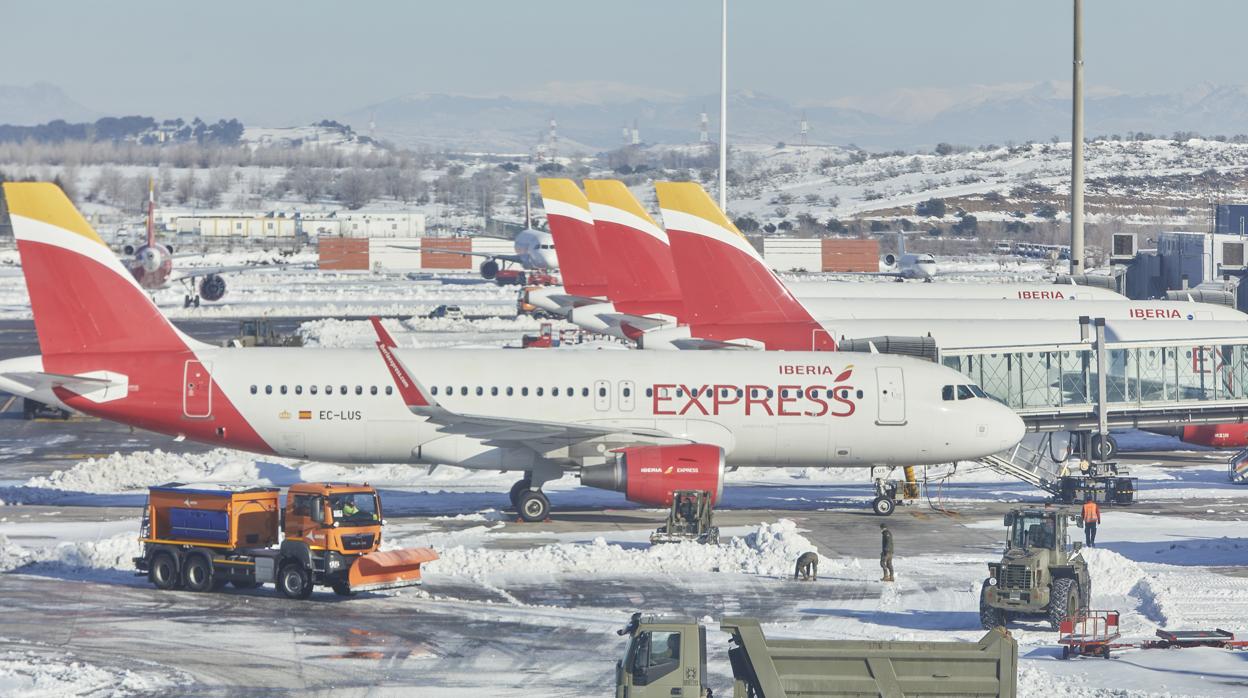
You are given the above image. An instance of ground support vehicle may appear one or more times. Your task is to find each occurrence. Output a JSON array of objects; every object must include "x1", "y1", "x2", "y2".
[
  {"x1": 1056, "y1": 461, "x2": 1135, "y2": 505},
  {"x1": 650, "y1": 490, "x2": 719, "y2": 545},
  {"x1": 614, "y1": 613, "x2": 1017, "y2": 698},
  {"x1": 133, "y1": 482, "x2": 437, "y2": 599},
  {"x1": 225, "y1": 318, "x2": 303, "y2": 348},
  {"x1": 1058, "y1": 610, "x2": 1123, "y2": 659},
  {"x1": 980, "y1": 508, "x2": 1090, "y2": 630},
  {"x1": 427, "y1": 304, "x2": 465, "y2": 320},
  {"x1": 1059, "y1": 610, "x2": 1248, "y2": 659}
]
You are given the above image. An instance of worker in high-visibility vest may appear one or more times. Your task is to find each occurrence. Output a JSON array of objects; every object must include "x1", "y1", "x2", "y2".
[{"x1": 1081, "y1": 496, "x2": 1101, "y2": 547}]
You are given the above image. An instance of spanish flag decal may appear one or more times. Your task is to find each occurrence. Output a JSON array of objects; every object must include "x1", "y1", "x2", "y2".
[{"x1": 298, "y1": 410, "x2": 312, "y2": 420}]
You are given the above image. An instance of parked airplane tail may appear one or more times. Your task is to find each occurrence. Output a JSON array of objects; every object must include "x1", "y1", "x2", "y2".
[
  {"x1": 537, "y1": 178, "x2": 609, "y2": 298},
  {"x1": 583, "y1": 179, "x2": 684, "y2": 319},
  {"x1": 3, "y1": 182, "x2": 191, "y2": 356},
  {"x1": 654, "y1": 181, "x2": 834, "y2": 350}
]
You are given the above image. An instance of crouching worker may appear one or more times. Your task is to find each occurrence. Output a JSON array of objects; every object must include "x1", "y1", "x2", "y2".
[{"x1": 794, "y1": 551, "x2": 819, "y2": 581}]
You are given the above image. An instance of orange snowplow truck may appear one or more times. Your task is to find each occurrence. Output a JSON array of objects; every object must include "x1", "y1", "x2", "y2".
[{"x1": 134, "y1": 482, "x2": 437, "y2": 599}]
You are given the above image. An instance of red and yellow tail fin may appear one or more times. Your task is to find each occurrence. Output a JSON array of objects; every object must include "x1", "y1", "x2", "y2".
[
  {"x1": 655, "y1": 182, "x2": 833, "y2": 350},
  {"x1": 4, "y1": 182, "x2": 188, "y2": 355},
  {"x1": 583, "y1": 179, "x2": 684, "y2": 319},
  {"x1": 537, "y1": 178, "x2": 609, "y2": 298}
]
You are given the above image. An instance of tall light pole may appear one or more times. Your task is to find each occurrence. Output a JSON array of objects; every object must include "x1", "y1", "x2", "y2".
[
  {"x1": 1070, "y1": 0, "x2": 1085, "y2": 275},
  {"x1": 719, "y1": 0, "x2": 728, "y2": 211}
]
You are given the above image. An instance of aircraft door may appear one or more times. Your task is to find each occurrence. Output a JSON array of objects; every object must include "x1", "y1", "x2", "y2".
[
  {"x1": 875, "y1": 366, "x2": 906, "y2": 425},
  {"x1": 594, "y1": 379, "x2": 611, "y2": 411},
  {"x1": 619, "y1": 380, "x2": 636, "y2": 412},
  {"x1": 183, "y1": 360, "x2": 213, "y2": 418}
]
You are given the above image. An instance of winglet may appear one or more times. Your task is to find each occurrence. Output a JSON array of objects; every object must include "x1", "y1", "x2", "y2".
[{"x1": 369, "y1": 317, "x2": 432, "y2": 410}]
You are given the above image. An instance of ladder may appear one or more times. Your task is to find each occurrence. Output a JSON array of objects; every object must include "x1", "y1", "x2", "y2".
[{"x1": 979, "y1": 435, "x2": 1066, "y2": 495}]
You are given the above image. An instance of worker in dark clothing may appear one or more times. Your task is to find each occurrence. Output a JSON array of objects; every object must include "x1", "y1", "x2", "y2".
[
  {"x1": 794, "y1": 552, "x2": 819, "y2": 581},
  {"x1": 679, "y1": 495, "x2": 697, "y2": 525},
  {"x1": 1081, "y1": 495, "x2": 1101, "y2": 547},
  {"x1": 880, "y1": 523, "x2": 894, "y2": 582}
]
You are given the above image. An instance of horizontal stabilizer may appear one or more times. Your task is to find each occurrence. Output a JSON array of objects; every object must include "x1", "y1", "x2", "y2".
[
  {"x1": 3, "y1": 370, "x2": 129, "y2": 403},
  {"x1": 595, "y1": 312, "x2": 673, "y2": 333}
]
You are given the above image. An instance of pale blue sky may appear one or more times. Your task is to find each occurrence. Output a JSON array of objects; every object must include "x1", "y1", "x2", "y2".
[{"x1": 2, "y1": 0, "x2": 1243, "y2": 123}]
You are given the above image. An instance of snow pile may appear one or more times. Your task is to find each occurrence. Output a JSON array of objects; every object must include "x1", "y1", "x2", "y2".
[
  {"x1": 424, "y1": 519, "x2": 824, "y2": 582},
  {"x1": 0, "y1": 648, "x2": 179, "y2": 697},
  {"x1": 24, "y1": 449, "x2": 264, "y2": 493},
  {"x1": 1080, "y1": 548, "x2": 1149, "y2": 597},
  {"x1": 0, "y1": 533, "x2": 139, "y2": 574}
]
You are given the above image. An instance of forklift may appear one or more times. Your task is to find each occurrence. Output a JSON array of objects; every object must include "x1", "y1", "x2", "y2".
[{"x1": 650, "y1": 490, "x2": 719, "y2": 545}]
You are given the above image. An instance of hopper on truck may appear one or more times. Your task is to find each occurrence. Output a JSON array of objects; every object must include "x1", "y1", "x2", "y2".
[{"x1": 133, "y1": 482, "x2": 437, "y2": 599}]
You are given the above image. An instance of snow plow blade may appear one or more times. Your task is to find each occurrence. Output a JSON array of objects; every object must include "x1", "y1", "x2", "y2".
[{"x1": 348, "y1": 547, "x2": 438, "y2": 593}]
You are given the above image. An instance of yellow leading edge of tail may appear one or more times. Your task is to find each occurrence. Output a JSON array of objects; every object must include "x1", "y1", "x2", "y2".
[
  {"x1": 3, "y1": 182, "x2": 103, "y2": 244},
  {"x1": 583, "y1": 180, "x2": 660, "y2": 227},
  {"x1": 653, "y1": 181, "x2": 745, "y2": 239},
  {"x1": 537, "y1": 178, "x2": 590, "y2": 210}
]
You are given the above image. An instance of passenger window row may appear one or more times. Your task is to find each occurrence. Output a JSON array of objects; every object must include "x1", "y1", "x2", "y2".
[
  {"x1": 644, "y1": 387, "x2": 865, "y2": 399},
  {"x1": 250, "y1": 384, "x2": 395, "y2": 397}
]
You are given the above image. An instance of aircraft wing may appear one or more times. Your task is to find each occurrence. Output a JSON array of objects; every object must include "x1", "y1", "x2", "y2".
[
  {"x1": 391, "y1": 245, "x2": 525, "y2": 265},
  {"x1": 367, "y1": 317, "x2": 674, "y2": 450},
  {"x1": 168, "y1": 262, "x2": 301, "y2": 283}
]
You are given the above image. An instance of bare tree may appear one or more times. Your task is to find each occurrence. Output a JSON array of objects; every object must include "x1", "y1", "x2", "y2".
[
  {"x1": 335, "y1": 168, "x2": 375, "y2": 209},
  {"x1": 175, "y1": 169, "x2": 197, "y2": 205}
]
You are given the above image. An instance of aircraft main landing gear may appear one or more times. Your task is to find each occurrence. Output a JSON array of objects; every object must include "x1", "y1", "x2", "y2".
[
  {"x1": 183, "y1": 294, "x2": 201, "y2": 308},
  {"x1": 509, "y1": 474, "x2": 550, "y2": 522}
]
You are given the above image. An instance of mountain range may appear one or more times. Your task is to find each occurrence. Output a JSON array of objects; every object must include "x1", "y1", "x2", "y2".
[{"x1": 8, "y1": 81, "x2": 1248, "y2": 153}]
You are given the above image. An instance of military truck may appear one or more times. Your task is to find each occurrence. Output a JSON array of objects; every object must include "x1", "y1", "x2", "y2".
[
  {"x1": 650, "y1": 490, "x2": 719, "y2": 545},
  {"x1": 615, "y1": 613, "x2": 1017, "y2": 698},
  {"x1": 979, "y1": 507, "x2": 1090, "y2": 630}
]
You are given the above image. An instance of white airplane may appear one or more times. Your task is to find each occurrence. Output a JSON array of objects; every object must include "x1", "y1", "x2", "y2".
[
  {"x1": 0, "y1": 182, "x2": 1024, "y2": 521},
  {"x1": 531, "y1": 180, "x2": 1212, "y2": 344},
  {"x1": 877, "y1": 232, "x2": 937, "y2": 281}
]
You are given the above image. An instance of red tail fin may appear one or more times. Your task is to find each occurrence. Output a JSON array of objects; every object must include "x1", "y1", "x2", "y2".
[
  {"x1": 4, "y1": 182, "x2": 190, "y2": 355},
  {"x1": 583, "y1": 179, "x2": 684, "y2": 320},
  {"x1": 655, "y1": 182, "x2": 834, "y2": 350},
  {"x1": 537, "y1": 178, "x2": 608, "y2": 297}
]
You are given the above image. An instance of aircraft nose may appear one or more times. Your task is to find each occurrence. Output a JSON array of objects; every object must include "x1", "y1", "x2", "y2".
[{"x1": 987, "y1": 402, "x2": 1026, "y2": 451}]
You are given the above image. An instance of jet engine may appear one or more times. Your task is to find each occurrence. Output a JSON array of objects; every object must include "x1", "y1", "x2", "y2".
[
  {"x1": 883, "y1": 253, "x2": 897, "y2": 267},
  {"x1": 579, "y1": 444, "x2": 724, "y2": 506},
  {"x1": 479, "y1": 259, "x2": 500, "y2": 280},
  {"x1": 1179, "y1": 423, "x2": 1248, "y2": 449},
  {"x1": 199, "y1": 274, "x2": 227, "y2": 302},
  {"x1": 123, "y1": 244, "x2": 135, "y2": 256}
]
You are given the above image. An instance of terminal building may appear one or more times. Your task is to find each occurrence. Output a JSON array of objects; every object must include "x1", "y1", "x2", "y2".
[{"x1": 1112, "y1": 230, "x2": 1248, "y2": 309}]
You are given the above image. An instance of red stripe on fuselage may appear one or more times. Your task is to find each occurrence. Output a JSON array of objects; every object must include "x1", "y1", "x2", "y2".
[{"x1": 48, "y1": 351, "x2": 273, "y2": 454}]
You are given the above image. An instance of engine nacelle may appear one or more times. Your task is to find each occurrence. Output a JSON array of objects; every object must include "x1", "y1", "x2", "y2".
[
  {"x1": 199, "y1": 274, "x2": 226, "y2": 302},
  {"x1": 1180, "y1": 423, "x2": 1248, "y2": 449},
  {"x1": 122, "y1": 244, "x2": 135, "y2": 256},
  {"x1": 883, "y1": 253, "x2": 897, "y2": 267},
  {"x1": 580, "y1": 444, "x2": 724, "y2": 506},
  {"x1": 479, "y1": 258, "x2": 500, "y2": 280}
]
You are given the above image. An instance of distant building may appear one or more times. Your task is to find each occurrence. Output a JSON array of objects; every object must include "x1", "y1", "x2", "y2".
[
  {"x1": 1215, "y1": 204, "x2": 1248, "y2": 235},
  {"x1": 171, "y1": 210, "x2": 425, "y2": 240}
]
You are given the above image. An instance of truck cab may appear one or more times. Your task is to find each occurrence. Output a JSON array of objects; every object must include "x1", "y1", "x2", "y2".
[{"x1": 616, "y1": 614, "x2": 708, "y2": 698}]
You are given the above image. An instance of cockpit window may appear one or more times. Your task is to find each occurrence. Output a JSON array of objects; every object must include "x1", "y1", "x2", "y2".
[
  {"x1": 957, "y1": 385, "x2": 974, "y2": 400},
  {"x1": 942, "y1": 385, "x2": 955, "y2": 401},
  {"x1": 970, "y1": 385, "x2": 987, "y2": 398}
]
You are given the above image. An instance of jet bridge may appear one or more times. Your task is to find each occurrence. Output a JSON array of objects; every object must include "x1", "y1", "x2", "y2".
[{"x1": 936, "y1": 318, "x2": 1248, "y2": 498}]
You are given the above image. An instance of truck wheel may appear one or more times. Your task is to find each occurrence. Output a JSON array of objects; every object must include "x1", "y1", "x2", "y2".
[
  {"x1": 1049, "y1": 578, "x2": 1080, "y2": 628},
  {"x1": 979, "y1": 581, "x2": 1006, "y2": 629},
  {"x1": 278, "y1": 564, "x2": 313, "y2": 600},
  {"x1": 872, "y1": 497, "x2": 895, "y2": 516},
  {"x1": 182, "y1": 555, "x2": 214, "y2": 592},
  {"x1": 332, "y1": 582, "x2": 356, "y2": 597},
  {"x1": 1091, "y1": 434, "x2": 1117, "y2": 460},
  {"x1": 149, "y1": 553, "x2": 179, "y2": 590},
  {"x1": 517, "y1": 490, "x2": 550, "y2": 522}
]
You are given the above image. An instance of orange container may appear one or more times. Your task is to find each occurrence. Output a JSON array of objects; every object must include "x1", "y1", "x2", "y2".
[{"x1": 146, "y1": 486, "x2": 280, "y2": 549}]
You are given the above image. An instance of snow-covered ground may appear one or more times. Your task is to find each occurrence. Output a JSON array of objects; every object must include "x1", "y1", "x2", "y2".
[
  {"x1": 0, "y1": 646, "x2": 184, "y2": 697},
  {"x1": 2, "y1": 441, "x2": 1247, "y2": 695}
]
